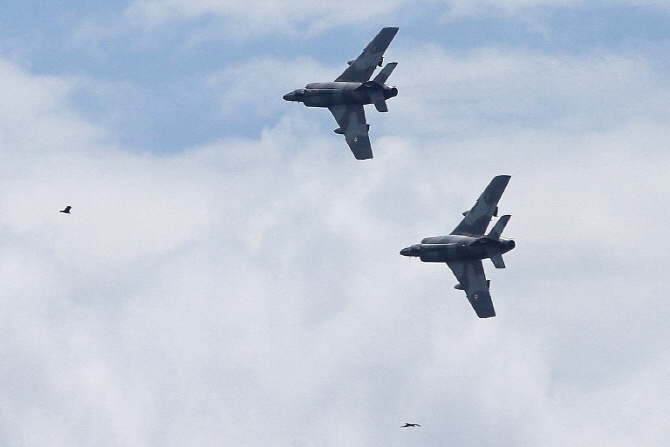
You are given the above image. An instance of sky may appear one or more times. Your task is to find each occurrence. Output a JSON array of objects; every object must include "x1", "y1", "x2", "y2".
[{"x1": 1, "y1": 1, "x2": 670, "y2": 446}]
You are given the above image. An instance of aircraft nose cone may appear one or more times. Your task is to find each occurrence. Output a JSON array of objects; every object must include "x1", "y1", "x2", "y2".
[
  {"x1": 283, "y1": 91, "x2": 301, "y2": 101},
  {"x1": 400, "y1": 247, "x2": 411, "y2": 256}
]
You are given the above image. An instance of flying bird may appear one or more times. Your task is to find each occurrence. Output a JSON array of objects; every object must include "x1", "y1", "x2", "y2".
[
  {"x1": 60, "y1": 206, "x2": 72, "y2": 214},
  {"x1": 401, "y1": 423, "x2": 421, "y2": 428}
]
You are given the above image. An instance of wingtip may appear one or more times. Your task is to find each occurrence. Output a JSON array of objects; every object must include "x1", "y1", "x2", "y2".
[
  {"x1": 490, "y1": 175, "x2": 511, "y2": 189},
  {"x1": 354, "y1": 154, "x2": 374, "y2": 160}
]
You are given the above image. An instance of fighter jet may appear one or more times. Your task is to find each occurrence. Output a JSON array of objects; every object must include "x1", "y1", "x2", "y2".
[
  {"x1": 283, "y1": 27, "x2": 399, "y2": 160},
  {"x1": 60, "y1": 206, "x2": 72, "y2": 214},
  {"x1": 401, "y1": 423, "x2": 421, "y2": 428},
  {"x1": 400, "y1": 176, "x2": 515, "y2": 318}
]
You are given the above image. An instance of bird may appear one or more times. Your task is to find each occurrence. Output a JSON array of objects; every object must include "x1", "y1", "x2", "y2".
[
  {"x1": 401, "y1": 423, "x2": 421, "y2": 428},
  {"x1": 60, "y1": 206, "x2": 72, "y2": 214}
]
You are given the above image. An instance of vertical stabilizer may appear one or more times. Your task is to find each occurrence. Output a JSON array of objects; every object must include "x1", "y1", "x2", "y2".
[
  {"x1": 487, "y1": 215, "x2": 511, "y2": 241},
  {"x1": 372, "y1": 62, "x2": 397, "y2": 84}
]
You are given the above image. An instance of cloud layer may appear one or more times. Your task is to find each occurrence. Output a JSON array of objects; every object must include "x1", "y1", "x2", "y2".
[{"x1": 1, "y1": 4, "x2": 670, "y2": 447}]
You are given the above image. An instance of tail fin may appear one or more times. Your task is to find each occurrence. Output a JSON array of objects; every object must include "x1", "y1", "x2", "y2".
[
  {"x1": 373, "y1": 62, "x2": 397, "y2": 84},
  {"x1": 355, "y1": 63, "x2": 397, "y2": 112},
  {"x1": 484, "y1": 215, "x2": 511, "y2": 269},
  {"x1": 487, "y1": 215, "x2": 511, "y2": 241}
]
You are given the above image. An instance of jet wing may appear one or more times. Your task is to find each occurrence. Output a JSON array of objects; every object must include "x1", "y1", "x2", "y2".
[
  {"x1": 447, "y1": 260, "x2": 496, "y2": 318},
  {"x1": 328, "y1": 105, "x2": 373, "y2": 160},
  {"x1": 451, "y1": 175, "x2": 511, "y2": 237},
  {"x1": 335, "y1": 27, "x2": 399, "y2": 83}
]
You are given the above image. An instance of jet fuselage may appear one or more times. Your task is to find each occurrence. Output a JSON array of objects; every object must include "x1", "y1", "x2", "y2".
[
  {"x1": 400, "y1": 235, "x2": 515, "y2": 263},
  {"x1": 283, "y1": 82, "x2": 398, "y2": 108}
]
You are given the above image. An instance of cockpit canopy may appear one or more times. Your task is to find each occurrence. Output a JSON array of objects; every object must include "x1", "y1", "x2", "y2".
[{"x1": 283, "y1": 89, "x2": 307, "y2": 102}]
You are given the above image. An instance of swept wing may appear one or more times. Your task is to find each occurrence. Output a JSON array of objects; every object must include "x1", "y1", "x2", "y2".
[
  {"x1": 328, "y1": 105, "x2": 373, "y2": 160},
  {"x1": 447, "y1": 260, "x2": 496, "y2": 318},
  {"x1": 451, "y1": 175, "x2": 511, "y2": 237},
  {"x1": 335, "y1": 27, "x2": 399, "y2": 83}
]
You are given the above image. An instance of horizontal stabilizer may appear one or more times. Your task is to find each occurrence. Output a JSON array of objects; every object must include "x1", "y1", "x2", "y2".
[
  {"x1": 370, "y1": 89, "x2": 388, "y2": 112},
  {"x1": 373, "y1": 62, "x2": 397, "y2": 84},
  {"x1": 489, "y1": 250, "x2": 506, "y2": 269}
]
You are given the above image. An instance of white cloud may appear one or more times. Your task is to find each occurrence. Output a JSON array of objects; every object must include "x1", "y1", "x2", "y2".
[
  {"x1": 442, "y1": 0, "x2": 661, "y2": 17},
  {"x1": 124, "y1": 0, "x2": 670, "y2": 36},
  {"x1": 207, "y1": 56, "x2": 333, "y2": 123},
  {"x1": 387, "y1": 45, "x2": 670, "y2": 140},
  {"x1": 0, "y1": 60, "x2": 102, "y2": 153},
  {"x1": 2, "y1": 9, "x2": 670, "y2": 446},
  {"x1": 125, "y1": 0, "x2": 408, "y2": 37}
]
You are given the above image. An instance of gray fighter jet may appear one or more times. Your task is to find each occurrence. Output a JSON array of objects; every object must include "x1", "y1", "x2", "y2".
[
  {"x1": 400, "y1": 176, "x2": 515, "y2": 318},
  {"x1": 283, "y1": 27, "x2": 399, "y2": 160}
]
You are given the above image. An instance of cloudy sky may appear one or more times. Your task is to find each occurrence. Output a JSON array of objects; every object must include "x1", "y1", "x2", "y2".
[{"x1": 1, "y1": 1, "x2": 670, "y2": 446}]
